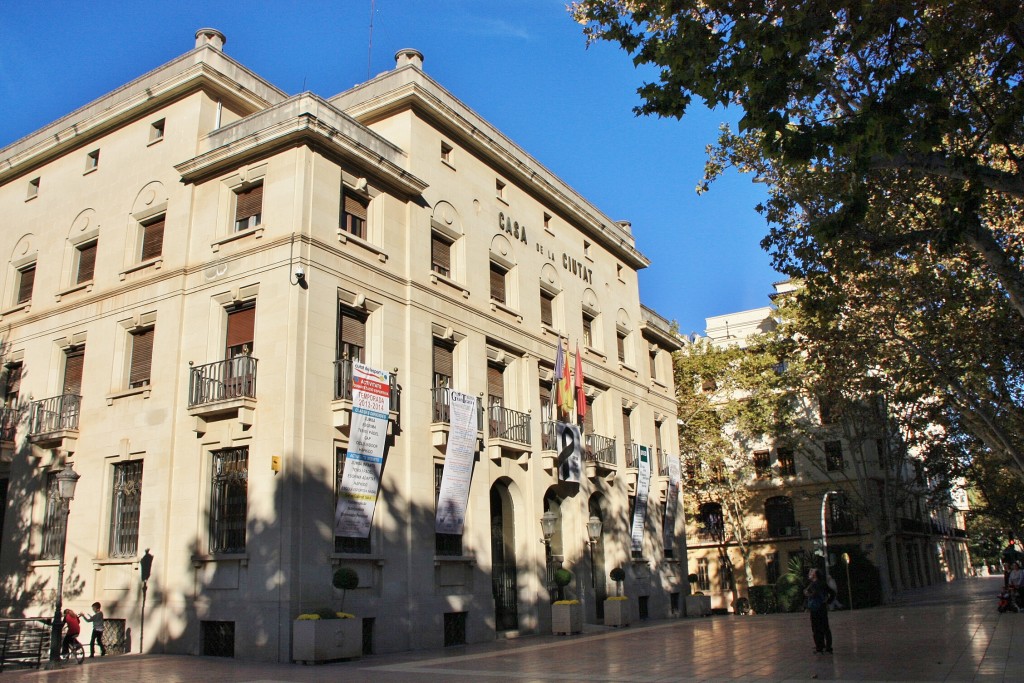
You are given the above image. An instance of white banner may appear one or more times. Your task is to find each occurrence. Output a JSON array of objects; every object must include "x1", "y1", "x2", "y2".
[
  {"x1": 556, "y1": 422, "x2": 582, "y2": 483},
  {"x1": 335, "y1": 362, "x2": 392, "y2": 538},
  {"x1": 630, "y1": 445, "x2": 651, "y2": 556},
  {"x1": 663, "y1": 453, "x2": 681, "y2": 552},
  {"x1": 435, "y1": 391, "x2": 478, "y2": 535}
]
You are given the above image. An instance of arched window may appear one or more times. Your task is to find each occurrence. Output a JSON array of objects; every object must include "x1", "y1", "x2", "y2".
[{"x1": 764, "y1": 496, "x2": 796, "y2": 537}]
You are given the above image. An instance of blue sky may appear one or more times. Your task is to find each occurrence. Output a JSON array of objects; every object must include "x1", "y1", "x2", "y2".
[{"x1": 0, "y1": 0, "x2": 780, "y2": 335}]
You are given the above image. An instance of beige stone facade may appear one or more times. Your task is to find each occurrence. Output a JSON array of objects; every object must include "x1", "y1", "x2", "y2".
[{"x1": 0, "y1": 31, "x2": 684, "y2": 661}]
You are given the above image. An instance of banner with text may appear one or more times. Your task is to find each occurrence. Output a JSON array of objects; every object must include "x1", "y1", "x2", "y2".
[
  {"x1": 556, "y1": 421, "x2": 582, "y2": 483},
  {"x1": 663, "y1": 453, "x2": 681, "y2": 552},
  {"x1": 435, "y1": 391, "x2": 479, "y2": 535},
  {"x1": 630, "y1": 445, "x2": 651, "y2": 556},
  {"x1": 335, "y1": 362, "x2": 391, "y2": 538}
]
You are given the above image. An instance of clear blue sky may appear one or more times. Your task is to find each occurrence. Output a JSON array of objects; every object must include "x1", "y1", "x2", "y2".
[{"x1": 0, "y1": 0, "x2": 780, "y2": 335}]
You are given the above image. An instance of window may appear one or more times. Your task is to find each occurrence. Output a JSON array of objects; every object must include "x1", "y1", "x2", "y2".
[
  {"x1": 616, "y1": 263, "x2": 623, "y2": 280},
  {"x1": 540, "y1": 289, "x2": 554, "y2": 327},
  {"x1": 139, "y1": 215, "x2": 164, "y2": 261},
  {"x1": 489, "y1": 262, "x2": 507, "y2": 304},
  {"x1": 826, "y1": 492, "x2": 857, "y2": 534},
  {"x1": 335, "y1": 447, "x2": 371, "y2": 553},
  {"x1": 128, "y1": 328, "x2": 154, "y2": 388},
  {"x1": 777, "y1": 448, "x2": 796, "y2": 476},
  {"x1": 85, "y1": 149, "x2": 100, "y2": 171},
  {"x1": 226, "y1": 303, "x2": 256, "y2": 359},
  {"x1": 764, "y1": 496, "x2": 795, "y2": 536},
  {"x1": 210, "y1": 447, "x2": 248, "y2": 553},
  {"x1": 616, "y1": 330, "x2": 627, "y2": 364},
  {"x1": 649, "y1": 346, "x2": 658, "y2": 380},
  {"x1": 431, "y1": 232, "x2": 452, "y2": 277},
  {"x1": 766, "y1": 552, "x2": 780, "y2": 585},
  {"x1": 583, "y1": 240, "x2": 591, "y2": 258},
  {"x1": 16, "y1": 263, "x2": 35, "y2": 305},
  {"x1": 337, "y1": 305, "x2": 366, "y2": 363},
  {"x1": 109, "y1": 460, "x2": 143, "y2": 557},
  {"x1": 876, "y1": 438, "x2": 887, "y2": 469},
  {"x1": 40, "y1": 471, "x2": 66, "y2": 560},
  {"x1": 63, "y1": 347, "x2": 85, "y2": 396},
  {"x1": 582, "y1": 312, "x2": 594, "y2": 348},
  {"x1": 435, "y1": 463, "x2": 462, "y2": 556},
  {"x1": 825, "y1": 440, "x2": 844, "y2": 471},
  {"x1": 3, "y1": 362, "x2": 22, "y2": 408},
  {"x1": 543, "y1": 212, "x2": 552, "y2": 232},
  {"x1": 150, "y1": 118, "x2": 165, "y2": 143},
  {"x1": 432, "y1": 339, "x2": 454, "y2": 423},
  {"x1": 27, "y1": 177, "x2": 40, "y2": 199},
  {"x1": 718, "y1": 559, "x2": 734, "y2": 590},
  {"x1": 340, "y1": 189, "x2": 368, "y2": 239},
  {"x1": 440, "y1": 141, "x2": 452, "y2": 164},
  {"x1": 753, "y1": 450, "x2": 770, "y2": 478},
  {"x1": 818, "y1": 393, "x2": 842, "y2": 424},
  {"x1": 621, "y1": 409, "x2": 633, "y2": 462},
  {"x1": 697, "y1": 502, "x2": 724, "y2": 540},
  {"x1": 696, "y1": 558, "x2": 710, "y2": 591},
  {"x1": 495, "y1": 179, "x2": 506, "y2": 200},
  {"x1": 75, "y1": 240, "x2": 98, "y2": 284},
  {"x1": 234, "y1": 183, "x2": 263, "y2": 232}
]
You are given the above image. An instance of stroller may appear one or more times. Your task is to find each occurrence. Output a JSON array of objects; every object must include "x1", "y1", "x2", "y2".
[{"x1": 998, "y1": 587, "x2": 1020, "y2": 613}]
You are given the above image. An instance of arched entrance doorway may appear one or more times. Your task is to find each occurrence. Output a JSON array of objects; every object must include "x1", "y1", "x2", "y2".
[{"x1": 490, "y1": 483, "x2": 518, "y2": 631}]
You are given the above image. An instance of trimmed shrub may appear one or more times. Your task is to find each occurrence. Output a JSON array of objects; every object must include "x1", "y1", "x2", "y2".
[{"x1": 748, "y1": 585, "x2": 778, "y2": 614}]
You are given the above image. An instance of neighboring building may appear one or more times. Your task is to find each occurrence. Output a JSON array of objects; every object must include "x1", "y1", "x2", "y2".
[
  {"x1": 685, "y1": 282, "x2": 970, "y2": 612},
  {"x1": 0, "y1": 30, "x2": 683, "y2": 660}
]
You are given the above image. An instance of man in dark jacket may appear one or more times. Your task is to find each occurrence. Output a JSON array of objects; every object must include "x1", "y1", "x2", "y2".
[{"x1": 804, "y1": 568, "x2": 836, "y2": 653}]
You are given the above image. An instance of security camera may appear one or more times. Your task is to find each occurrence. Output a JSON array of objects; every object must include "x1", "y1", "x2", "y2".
[{"x1": 294, "y1": 265, "x2": 305, "y2": 281}]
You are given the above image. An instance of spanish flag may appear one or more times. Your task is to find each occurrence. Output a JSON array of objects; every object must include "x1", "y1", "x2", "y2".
[{"x1": 557, "y1": 338, "x2": 574, "y2": 419}]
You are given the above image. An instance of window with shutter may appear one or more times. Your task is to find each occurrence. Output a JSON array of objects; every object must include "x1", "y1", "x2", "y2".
[
  {"x1": 431, "y1": 233, "x2": 451, "y2": 277},
  {"x1": 583, "y1": 398, "x2": 595, "y2": 434},
  {"x1": 16, "y1": 264, "x2": 35, "y2": 304},
  {"x1": 76, "y1": 241, "x2": 97, "y2": 284},
  {"x1": 140, "y1": 215, "x2": 165, "y2": 261},
  {"x1": 337, "y1": 306, "x2": 366, "y2": 362},
  {"x1": 341, "y1": 190, "x2": 368, "y2": 239},
  {"x1": 129, "y1": 328, "x2": 154, "y2": 388},
  {"x1": 582, "y1": 313, "x2": 594, "y2": 348},
  {"x1": 540, "y1": 290, "x2": 554, "y2": 326},
  {"x1": 539, "y1": 383, "x2": 552, "y2": 421},
  {"x1": 4, "y1": 363, "x2": 22, "y2": 407},
  {"x1": 487, "y1": 365, "x2": 504, "y2": 406},
  {"x1": 433, "y1": 340, "x2": 453, "y2": 388},
  {"x1": 234, "y1": 184, "x2": 263, "y2": 232},
  {"x1": 489, "y1": 263, "x2": 506, "y2": 304},
  {"x1": 63, "y1": 348, "x2": 85, "y2": 395},
  {"x1": 621, "y1": 409, "x2": 632, "y2": 450},
  {"x1": 226, "y1": 304, "x2": 256, "y2": 357},
  {"x1": 616, "y1": 331, "x2": 626, "y2": 363}
]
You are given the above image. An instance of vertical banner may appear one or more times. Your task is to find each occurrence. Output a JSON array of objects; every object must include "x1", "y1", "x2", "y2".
[
  {"x1": 435, "y1": 391, "x2": 479, "y2": 535},
  {"x1": 663, "y1": 453, "x2": 681, "y2": 552},
  {"x1": 630, "y1": 445, "x2": 651, "y2": 556},
  {"x1": 335, "y1": 362, "x2": 391, "y2": 538},
  {"x1": 556, "y1": 422, "x2": 582, "y2": 483}
]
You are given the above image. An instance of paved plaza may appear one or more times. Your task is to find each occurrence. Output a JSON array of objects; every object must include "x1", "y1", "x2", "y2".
[{"x1": 6, "y1": 575, "x2": 1021, "y2": 682}]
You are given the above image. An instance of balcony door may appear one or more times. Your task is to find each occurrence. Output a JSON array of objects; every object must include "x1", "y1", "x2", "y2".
[{"x1": 225, "y1": 303, "x2": 255, "y2": 397}]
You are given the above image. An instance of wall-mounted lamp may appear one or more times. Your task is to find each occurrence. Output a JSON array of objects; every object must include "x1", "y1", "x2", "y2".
[
  {"x1": 540, "y1": 510, "x2": 557, "y2": 546},
  {"x1": 586, "y1": 515, "x2": 602, "y2": 589}
]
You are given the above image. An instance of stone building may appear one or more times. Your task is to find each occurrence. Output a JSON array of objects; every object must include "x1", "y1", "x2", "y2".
[{"x1": 0, "y1": 30, "x2": 684, "y2": 660}]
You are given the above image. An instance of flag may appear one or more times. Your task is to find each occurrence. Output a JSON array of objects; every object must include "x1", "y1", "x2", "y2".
[
  {"x1": 575, "y1": 342, "x2": 586, "y2": 425},
  {"x1": 557, "y1": 338, "x2": 574, "y2": 418}
]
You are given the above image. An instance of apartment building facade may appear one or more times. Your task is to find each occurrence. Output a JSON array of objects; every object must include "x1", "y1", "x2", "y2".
[{"x1": 0, "y1": 30, "x2": 684, "y2": 660}]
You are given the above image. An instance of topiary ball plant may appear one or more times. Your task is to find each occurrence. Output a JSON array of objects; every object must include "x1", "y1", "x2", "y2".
[
  {"x1": 333, "y1": 566, "x2": 359, "y2": 612},
  {"x1": 610, "y1": 566, "x2": 626, "y2": 596},
  {"x1": 553, "y1": 568, "x2": 573, "y2": 601}
]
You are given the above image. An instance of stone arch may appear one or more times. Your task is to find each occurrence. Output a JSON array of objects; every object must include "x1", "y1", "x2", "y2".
[
  {"x1": 130, "y1": 181, "x2": 168, "y2": 216},
  {"x1": 540, "y1": 263, "x2": 561, "y2": 290},
  {"x1": 431, "y1": 200, "x2": 462, "y2": 235}
]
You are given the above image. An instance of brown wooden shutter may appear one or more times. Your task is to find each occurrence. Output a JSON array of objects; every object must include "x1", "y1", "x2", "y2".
[
  {"x1": 583, "y1": 398, "x2": 594, "y2": 433},
  {"x1": 5, "y1": 363, "x2": 22, "y2": 399},
  {"x1": 340, "y1": 308, "x2": 366, "y2": 348},
  {"x1": 621, "y1": 410, "x2": 632, "y2": 447},
  {"x1": 489, "y1": 265, "x2": 505, "y2": 302},
  {"x1": 76, "y1": 242, "x2": 97, "y2": 284},
  {"x1": 235, "y1": 184, "x2": 263, "y2": 221},
  {"x1": 539, "y1": 383, "x2": 550, "y2": 406},
  {"x1": 344, "y1": 193, "x2": 368, "y2": 221},
  {"x1": 226, "y1": 305, "x2": 256, "y2": 353},
  {"x1": 432, "y1": 341, "x2": 453, "y2": 380},
  {"x1": 140, "y1": 216, "x2": 165, "y2": 261},
  {"x1": 17, "y1": 265, "x2": 35, "y2": 304},
  {"x1": 540, "y1": 291, "x2": 553, "y2": 326},
  {"x1": 63, "y1": 348, "x2": 85, "y2": 395},
  {"x1": 129, "y1": 328, "x2": 154, "y2": 387},
  {"x1": 431, "y1": 234, "x2": 450, "y2": 274},
  {"x1": 616, "y1": 333, "x2": 626, "y2": 362},
  {"x1": 487, "y1": 365, "x2": 504, "y2": 403}
]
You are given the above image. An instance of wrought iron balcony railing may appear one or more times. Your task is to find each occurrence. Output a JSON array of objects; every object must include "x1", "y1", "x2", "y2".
[
  {"x1": 430, "y1": 387, "x2": 483, "y2": 430},
  {"x1": 333, "y1": 358, "x2": 401, "y2": 414},
  {"x1": 29, "y1": 394, "x2": 81, "y2": 435},
  {"x1": 188, "y1": 356, "x2": 258, "y2": 408},
  {"x1": 0, "y1": 406, "x2": 17, "y2": 442},
  {"x1": 487, "y1": 404, "x2": 531, "y2": 446},
  {"x1": 585, "y1": 432, "x2": 617, "y2": 466}
]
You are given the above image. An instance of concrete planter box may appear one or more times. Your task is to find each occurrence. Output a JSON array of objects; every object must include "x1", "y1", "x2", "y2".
[
  {"x1": 552, "y1": 602, "x2": 582, "y2": 635},
  {"x1": 604, "y1": 598, "x2": 630, "y2": 627},
  {"x1": 292, "y1": 618, "x2": 361, "y2": 664},
  {"x1": 684, "y1": 595, "x2": 712, "y2": 617}
]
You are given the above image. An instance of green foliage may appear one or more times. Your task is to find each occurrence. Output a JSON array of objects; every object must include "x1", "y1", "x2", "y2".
[
  {"x1": 609, "y1": 567, "x2": 625, "y2": 582},
  {"x1": 775, "y1": 555, "x2": 809, "y2": 613},
  {"x1": 747, "y1": 585, "x2": 778, "y2": 614},
  {"x1": 553, "y1": 568, "x2": 574, "y2": 601},
  {"x1": 333, "y1": 567, "x2": 359, "y2": 591},
  {"x1": 830, "y1": 546, "x2": 883, "y2": 610}
]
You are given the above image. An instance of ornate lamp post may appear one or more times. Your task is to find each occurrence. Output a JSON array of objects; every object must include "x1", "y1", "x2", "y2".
[
  {"x1": 540, "y1": 510, "x2": 557, "y2": 589},
  {"x1": 46, "y1": 464, "x2": 80, "y2": 667},
  {"x1": 586, "y1": 516, "x2": 603, "y2": 590}
]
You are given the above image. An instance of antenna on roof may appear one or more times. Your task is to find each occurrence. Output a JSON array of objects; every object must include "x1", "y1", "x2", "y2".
[{"x1": 367, "y1": 0, "x2": 376, "y2": 79}]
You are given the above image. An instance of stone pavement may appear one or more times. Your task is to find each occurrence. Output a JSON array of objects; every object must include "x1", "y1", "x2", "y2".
[{"x1": 6, "y1": 575, "x2": 1021, "y2": 682}]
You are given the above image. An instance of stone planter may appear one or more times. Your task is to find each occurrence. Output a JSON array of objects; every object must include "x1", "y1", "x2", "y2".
[
  {"x1": 292, "y1": 618, "x2": 362, "y2": 664},
  {"x1": 684, "y1": 594, "x2": 711, "y2": 617},
  {"x1": 604, "y1": 598, "x2": 630, "y2": 627},
  {"x1": 552, "y1": 602, "x2": 582, "y2": 635}
]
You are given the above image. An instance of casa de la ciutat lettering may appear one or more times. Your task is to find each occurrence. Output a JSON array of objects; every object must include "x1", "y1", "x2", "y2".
[{"x1": 498, "y1": 211, "x2": 594, "y2": 285}]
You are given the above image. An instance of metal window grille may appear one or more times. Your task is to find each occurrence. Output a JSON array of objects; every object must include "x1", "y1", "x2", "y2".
[
  {"x1": 101, "y1": 619, "x2": 127, "y2": 655},
  {"x1": 825, "y1": 440, "x2": 845, "y2": 471},
  {"x1": 697, "y1": 558, "x2": 710, "y2": 592},
  {"x1": 777, "y1": 448, "x2": 796, "y2": 475},
  {"x1": 753, "y1": 450, "x2": 771, "y2": 478},
  {"x1": 764, "y1": 496, "x2": 795, "y2": 537},
  {"x1": 40, "y1": 472, "x2": 65, "y2": 560},
  {"x1": 335, "y1": 448, "x2": 371, "y2": 553},
  {"x1": 109, "y1": 460, "x2": 143, "y2": 558},
  {"x1": 209, "y1": 448, "x2": 247, "y2": 554}
]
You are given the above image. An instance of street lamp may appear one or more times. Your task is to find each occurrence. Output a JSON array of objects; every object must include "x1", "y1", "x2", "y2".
[
  {"x1": 586, "y1": 516, "x2": 603, "y2": 590},
  {"x1": 821, "y1": 490, "x2": 840, "y2": 588},
  {"x1": 46, "y1": 464, "x2": 80, "y2": 667}
]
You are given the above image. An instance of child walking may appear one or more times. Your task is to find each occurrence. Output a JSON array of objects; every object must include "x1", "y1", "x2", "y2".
[{"x1": 80, "y1": 602, "x2": 106, "y2": 657}]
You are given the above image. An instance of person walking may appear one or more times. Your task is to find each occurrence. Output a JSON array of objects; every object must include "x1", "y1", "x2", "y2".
[
  {"x1": 804, "y1": 568, "x2": 836, "y2": 654},
  {"x1": 79, "y1": 602, "x2": 106, "y2": 657}
]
